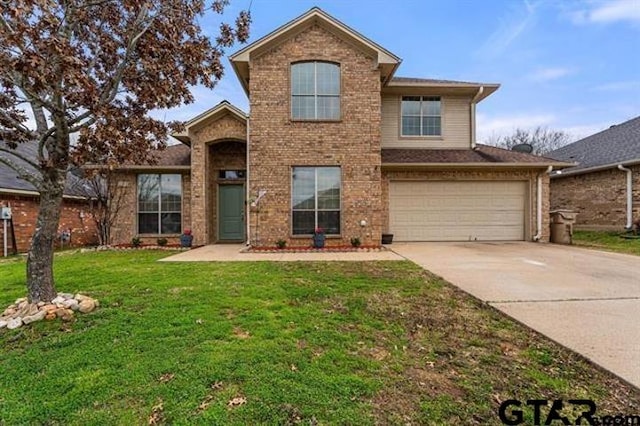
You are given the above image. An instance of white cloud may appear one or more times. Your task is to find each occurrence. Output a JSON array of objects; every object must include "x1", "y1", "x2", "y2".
[
  {"x1": 477, "y1": 0, "x2": 539, "y2": 57},
  {"x1": 593, "y1": 80, "x2": 640, "y2": 91},
  {"x1": 571, "y1": 0, "x2": 640, "y2": 25},
  {"x1": 476, "y1": 112, "x2": 556, "y2": 141},
  {"x1": 528, "y1": 67, "x2": 574, "y2": 82}
]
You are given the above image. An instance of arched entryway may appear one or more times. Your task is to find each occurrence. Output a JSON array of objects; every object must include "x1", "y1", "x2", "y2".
[{"x1": 207, "y1": 140, "x2": 247, "y2": 243}]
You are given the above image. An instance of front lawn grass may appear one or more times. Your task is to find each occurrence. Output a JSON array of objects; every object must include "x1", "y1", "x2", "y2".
[
  {"x1": 1, "y1": 251, "x2": 638, "y2": 424},
  {"x1": 573, "y1": 230, "x2": 640, "y2": 256}
]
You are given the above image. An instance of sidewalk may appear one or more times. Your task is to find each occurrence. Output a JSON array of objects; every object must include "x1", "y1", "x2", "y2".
[{"x1": 159, "y1": 244, "x2": 403, "y2": 262}]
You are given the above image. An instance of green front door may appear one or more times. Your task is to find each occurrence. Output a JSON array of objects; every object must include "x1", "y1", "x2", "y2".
[{"x1": 218, "y1": 184, "x2": 245, "y2": 241}]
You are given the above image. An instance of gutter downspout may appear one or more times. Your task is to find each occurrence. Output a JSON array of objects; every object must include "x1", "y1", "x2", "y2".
[
  {"x1": 245, "y1": 115, "x2": 251, "y2": 246},
  {"x1": 533, "y1": 165, "x2": 553, "y2": 241},
  {"x1": 618, "y1": 164, "x2": 633, "y2": 229},
  {"x1": 470, "y1": 86, "x2": 484, "y2": 150}
]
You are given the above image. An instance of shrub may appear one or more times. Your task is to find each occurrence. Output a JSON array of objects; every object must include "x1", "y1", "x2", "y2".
[
  {"x1": 350, "y1": 237, "x2": 361, "y2": 247},
  {"x1": 157, "y1": 238, "x2": 168, "y2": 247},
  {"x1": 276, "y1": 239, "x2": 287, "y2": 249},
  {"x1": 131, "y1": 237, "x2": 142, "y2": 248}
]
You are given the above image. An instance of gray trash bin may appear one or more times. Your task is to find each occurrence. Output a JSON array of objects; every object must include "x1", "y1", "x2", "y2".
[{"x1": 549, "y1": 210, "x2": 577, "y2": 244}]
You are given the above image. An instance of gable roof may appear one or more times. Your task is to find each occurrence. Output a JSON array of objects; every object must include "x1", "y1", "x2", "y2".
[
  {"x1": 548, "y1": 115, "x2": 640, "y2": 177},
  {"x1": 230, "y1": 7, "x2": 401, "y2": 95},
  {"x1": 0, "y1": 142, "x2": 91, "y2": 198},
  {"x1": 172, "y1": 101, "x2": 247, "y2": 145},
  {"x1": 382, "y1": 144, "x2": 572, "y2": 168}
]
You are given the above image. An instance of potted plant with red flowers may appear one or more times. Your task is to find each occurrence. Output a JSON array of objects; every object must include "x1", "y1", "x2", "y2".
[
  {"x1": 180, "y1": 229, "x2": 193, "y2": 248},
  {"x1": 312, "y1": 227, "x2": 325, "y2": 248}
]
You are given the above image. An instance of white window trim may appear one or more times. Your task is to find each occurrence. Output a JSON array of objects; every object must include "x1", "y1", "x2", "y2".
[
  {"x1": 291, "y1": 61, "x2": 341, "y2": 120},
  {"x1": 291, "y1": 166, "x2": 342, "y2": 236},
  {"x1": 400, "y1": 96, "x2": 442, "y2": 137},
  {"x1": 137, "y1": 174, "x2": 182, "y2": 235}
]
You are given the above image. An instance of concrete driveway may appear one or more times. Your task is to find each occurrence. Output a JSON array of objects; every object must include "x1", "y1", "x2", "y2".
[{"x1": 392, "y1": 242, "x2": 640, "y2": 388}]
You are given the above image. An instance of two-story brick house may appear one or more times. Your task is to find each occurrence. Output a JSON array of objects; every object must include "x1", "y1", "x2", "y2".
[{"x1": 109, "y1": 8, "x2": 566, "y2": 248}]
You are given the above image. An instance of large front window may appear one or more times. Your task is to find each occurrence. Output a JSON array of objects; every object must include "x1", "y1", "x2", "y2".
[
  {"x1": 137, "y1": 174, "x2": 182, "y2": 234},
  {"x1": 291, "y1": 61, "x2": 340, "y2": 120},
  {"x1": 401, "y1": 96, "x2": 441, "y2": 136},
  {"x1": 292, "y1": 167, "x2": 341, "y2": 235}
]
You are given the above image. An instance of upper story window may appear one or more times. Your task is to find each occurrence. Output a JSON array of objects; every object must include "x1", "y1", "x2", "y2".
[
  {"x1": 291, "y1": 61, "x2": 340, "y2": 120},
  {"x1": 401, "y1": 96, "x2": 441, "y2": 136},
  {"x1": 138, "y1": 174, "x2": 182, "y2": 235}
]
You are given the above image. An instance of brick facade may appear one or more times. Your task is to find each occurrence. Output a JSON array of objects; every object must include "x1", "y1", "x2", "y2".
[
  {"x1": 382, "y1": 169, "x2": 550, "y2": 242},
  {"x1": 189, "y1": 115, "x2": 246, "y2": 245},
  {"x1": 550, "y1": 165, "x2": 640, "y2": 231},
  {"x1": 110, "y1": 171, "x2": 192, "y2": 245},
  {"x1": 0, "y1": 193, "x2": 98, "y2": 253},
  {"x1": 247, "y1": 23, "x2": 383, "y2": 247}
]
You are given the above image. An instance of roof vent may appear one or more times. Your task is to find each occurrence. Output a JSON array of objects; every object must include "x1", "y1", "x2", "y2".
[{"x1": 511, "y1": 143, "x2": 533, "y2": 154}]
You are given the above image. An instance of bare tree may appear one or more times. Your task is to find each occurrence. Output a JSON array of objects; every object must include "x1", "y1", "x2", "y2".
[
  {"x1": 82, "y1": 171, "x2": 129, "y2": 246},
  {"x1": 484, "y1": 126, "x2": 573, "y2": 155},
  {"x1": 0, "y1": 0, "x2": 251, "y2": 302}
]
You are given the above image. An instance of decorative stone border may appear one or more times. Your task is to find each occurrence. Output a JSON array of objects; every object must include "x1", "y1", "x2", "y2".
[{"x1": 0, "y1": 293, "x2": 99, "y2": 330}]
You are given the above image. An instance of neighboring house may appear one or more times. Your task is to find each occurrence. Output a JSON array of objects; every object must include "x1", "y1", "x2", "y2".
[
  {"x1": 0, "y1": 142, "x2": 99, "y2": 253},
  {"x1": 110, "y1": 7, "x2": 567, "y2": 247},
  {"x1": 548, "y1": 116, "x2": 640, "y2": 231}
]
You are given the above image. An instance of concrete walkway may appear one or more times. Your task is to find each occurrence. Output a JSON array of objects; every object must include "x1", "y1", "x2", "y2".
[
  {"x1": 392, "y1": 242, "x2": 640, "y2": 389},
  {"x1": 159, "y1": 244, "x2": 403, "y2": 262}
]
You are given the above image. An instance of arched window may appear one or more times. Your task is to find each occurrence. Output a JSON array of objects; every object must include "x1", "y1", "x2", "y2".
[{"x1": 291, "y1": 61, "x2": 340, "y2": 120}]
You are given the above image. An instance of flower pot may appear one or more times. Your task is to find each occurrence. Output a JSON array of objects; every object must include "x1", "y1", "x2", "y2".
[
  {"x1": 381, "y1": 233, "x2": 394, "y2": 245},
  {"x1": 180, "y1": 234, "x2": 193, "y2": 248},
  {"x1": 312, "y1": 234, "x2": 326, "y2": 248}
]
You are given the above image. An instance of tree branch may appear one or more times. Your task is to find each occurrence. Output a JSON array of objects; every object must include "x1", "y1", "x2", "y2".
[
  {"x1": 0, "y1": 155, "x2": 43, "y2": 190},
  {"x1": 0, "y1": 109, "x2": 35, "y2": 138},
  {"x1": 0, "y1": 146, "x2": 40, "y2": 169}
]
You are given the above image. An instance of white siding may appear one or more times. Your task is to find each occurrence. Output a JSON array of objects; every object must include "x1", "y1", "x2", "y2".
[{"x1": 381, "y1": 95, "x2": 471, "y2": 149}]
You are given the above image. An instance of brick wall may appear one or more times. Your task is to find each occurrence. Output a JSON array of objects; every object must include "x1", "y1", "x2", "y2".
[
  {"x1": 0, "y1": 193, "x2": 98, "y2": 253},
  {"x1": 382, "y1": 169, "x2": 551, "y2": 242},
  {"x1": 189, "y1": 115, "x2": 246, "y2": 245},
  {"x1": 248, "y1": 23, "x2": 383, "y2": 247},
  {"x1": 110, "y1": 171, "x2": 192, "y2": 245},
  {"x1": 550, "y1": 165, "x2": 640, "y2": 231}
]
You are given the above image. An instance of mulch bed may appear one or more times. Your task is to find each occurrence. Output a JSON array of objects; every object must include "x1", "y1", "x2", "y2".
[{"x1": 244, "y1": 245, "x2": 386, "y2": 253}]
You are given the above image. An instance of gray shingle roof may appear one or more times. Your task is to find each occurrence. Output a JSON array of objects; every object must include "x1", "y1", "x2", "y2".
[
  {"x1": 391, "y1": 76, "x2": 485, "y2": 85},
  {"x1": 548, "y1": 116, "x2": 640, "y2": 175},
  {"x1": 382, "y1": 144, "x2": 565, "y2": 165},
  {"x1": 0, "y1": 142, "x2": 90, "y2": 197}
]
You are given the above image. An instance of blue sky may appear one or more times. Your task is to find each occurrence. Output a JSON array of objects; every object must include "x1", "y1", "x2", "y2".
[{"x1": 161, "y1": 0, "x2": 640, "y2": 143}]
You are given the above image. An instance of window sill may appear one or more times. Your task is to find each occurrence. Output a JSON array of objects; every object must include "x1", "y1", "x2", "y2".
[
  {"x1": 137, "y1": 234, "x2": 181, "y2": 238},
  {"x1": 290, "y1": 119, "x2": 342, "y2": 123},
  {"x1": 290, "y1": 235, "x2": 342, "y2": 239},
  {"x1": 399, "y1": 135, "x2": 443, "y2": 140}
]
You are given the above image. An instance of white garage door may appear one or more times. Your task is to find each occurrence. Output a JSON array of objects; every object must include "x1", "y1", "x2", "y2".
[{"x1": 389, "y1": 181, "x2": 526, "y2": 241}]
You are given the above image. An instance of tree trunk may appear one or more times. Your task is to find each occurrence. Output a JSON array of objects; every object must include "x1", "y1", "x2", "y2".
[{"x1": 26, "y1": 179, "x2": 64, "y2": 303}]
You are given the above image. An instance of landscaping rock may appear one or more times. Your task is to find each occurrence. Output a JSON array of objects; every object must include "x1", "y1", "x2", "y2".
[
  {"x1": 51, "y1": 296, "x2": 66, "y2": 305},
  {"x1": 7, "y1": 318, "x2": 22, "y2": 329},
  {"x1": 0, "y1": 293, "x2": 98, "y2": 330},
  {"x1": 22, "y1": 310, "x2": 47, "y2": 325},
  {"x1": 78, "y1": 299, "x2": 96, "y2": 313},
  {"x1": 42, "y1": 304, "x2": 57, "y2": 313},
  {"x1": 75, "y1": 294, "x2": 91, "y2": 302},
  {"x1": 62, "y1": 299, "x2": 79, "y2": 310}
]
